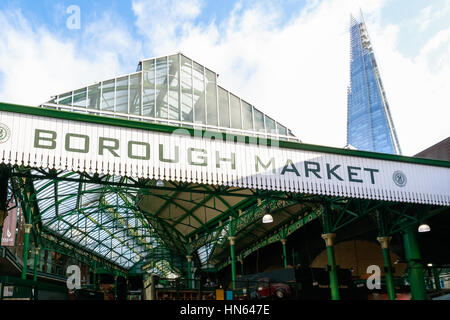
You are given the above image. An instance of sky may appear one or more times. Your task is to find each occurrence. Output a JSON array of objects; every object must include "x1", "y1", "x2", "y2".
[{"x1": 0, "y1": 0, "x2": 449, "y2": 156}]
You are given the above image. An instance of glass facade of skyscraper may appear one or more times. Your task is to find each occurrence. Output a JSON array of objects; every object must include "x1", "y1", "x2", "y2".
[{"x1": 347, "y1": 15, "x2": 401, "y2": 155}]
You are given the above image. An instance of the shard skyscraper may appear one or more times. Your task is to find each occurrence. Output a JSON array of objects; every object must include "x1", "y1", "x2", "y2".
[{"x1": 347, "y1": 13, "x2": 402, "y2": 155}]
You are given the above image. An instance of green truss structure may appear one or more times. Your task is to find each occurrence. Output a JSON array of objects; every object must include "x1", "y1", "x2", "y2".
[
  {"x1": 3, "y1": 164, "x2": 447, "y2": 280},
  {"x1": 0, "y1": 102, "x2": 449, "y2": 293}
]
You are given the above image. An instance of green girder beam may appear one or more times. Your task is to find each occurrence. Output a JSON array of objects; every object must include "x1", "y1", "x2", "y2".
[
  {"x1": 187, "y1": 197, "x2": 296, "y2": 260},
  {"x1": 78, "y1": 208, "x2": 141, "y2": 255},
  {"x1": 6, "y1": 164, "x2": 449, "y2": 278},
  {"x1": 169, "y1": 193, "x2": 216, "y2": 235},
  {"x1": 387, "y1": 206, "x2": 447, "y2": 235},
  {"x1": 119, "y1": 190, "x2": 188, "y2": 247},
  {"x1": 186, "y1": 196, "x2": 258, "y2": 240},
  {"x1": 101, "y1": 199, "x2": 154, "y2": 251},
  {"x1": 45, "y1": 221, "x2": 143, "y2": 266},
  {"x1": 41, "y1": 231, "x2": 127, "y2": 275},
  {"x1": 216, "y1": 207, "x2": 321, "y2": 270},
  {"x1": 152, "y1": 190, "x2": 183, "y2": 217},
  {"x1": 34, "y1": 187, "x2": 106, "y2": 221},
  {"x1": 12, "y1": 168, "x2": 259, "y2": 198},
  {"x1": 54, "y1": 178, "x2": 59, "y2": 218}
]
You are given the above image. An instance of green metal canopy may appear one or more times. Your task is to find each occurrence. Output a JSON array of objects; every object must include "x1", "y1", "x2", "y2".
[
  {"x1": 9, "y1": 165, "x2": 313, "y2": 277},
  {"x1": 1, "y1": 50, "x2": 449, "y2": 280},
  {"x1": 8, "y1": 162, "x2": 447, "y2": 279}
]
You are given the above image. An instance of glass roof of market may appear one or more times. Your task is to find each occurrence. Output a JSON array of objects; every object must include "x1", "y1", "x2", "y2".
[
  {"x1": 18, "y1": 164, "x2": 305, "y2": 277},
  {"x1": 22, "y1": 54, "x2": 306, "y2": 276},
  {"x1": 33, "y1": 171, "x2": 158, "y2": 269},
  {"x1": 41, "y1": 53, "x2": 298, "y2": 142}
]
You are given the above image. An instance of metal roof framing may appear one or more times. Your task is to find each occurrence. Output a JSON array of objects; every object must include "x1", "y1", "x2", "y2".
[{"x1": 1, "y1": 102, "x2": 449, "y2": 278}]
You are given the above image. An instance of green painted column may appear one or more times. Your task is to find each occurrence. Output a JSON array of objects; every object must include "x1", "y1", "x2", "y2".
[
  {"x1": 281, "y1": 239, "x2": 288, "y2": 269},
  {"x1": 377, "y1": 237, "x2": 396, "y2": 300},
  {"x1": 239, "y1": 257, "x2": 244, "y2": 276},
  {"x1": 39, "y1": 248, "x2": 45, "y2": 272},
  {"x1": 432, "y1": 267, "x2": 441, "y2": 291},
  {"x1": 46, "y1": 250, "x2": 52, "y2": 273},
  {"x1": 93, "y1": 266, "x2": 97, "y2": 290},
  {"x1": 0, "y1": 168, "x2": 9, "y2": 242},
  {"x1": 21, "y1": 223, "x2": 32, "y2": 280},
  {"x1": 229, "y1": 236, "x2": 237, "y2": 290},
  {"x1": 149, "y1": 274, "x2": 156, "y2": 300},
  {"x1": 33, "y1": 247, "x2": 40, "y2": 282},
  {"x1": 114, "y1": 275, "x2": 118, "y2": 300},
  {"x1": 125, "y1": 277, "x2": 129, "y2": 300},
  {"x1": 403, "y1": 226, "x2": 427, "y2": 300},
  {"x1": 186, "y1": 255, "x2": 192, "y2": 289},
  {"x1": 322, "y1": 233, "x2": 340, "y2": 300}
]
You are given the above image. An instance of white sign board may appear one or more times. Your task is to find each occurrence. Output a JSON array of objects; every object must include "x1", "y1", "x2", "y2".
[{"x1": 0, "y1": 110, "x2": 449, "y2": 205}]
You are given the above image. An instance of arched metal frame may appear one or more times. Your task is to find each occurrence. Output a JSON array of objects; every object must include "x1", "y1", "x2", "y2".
[{"x1": 7, "y1": 165, "x2": 447, "y2": 279}]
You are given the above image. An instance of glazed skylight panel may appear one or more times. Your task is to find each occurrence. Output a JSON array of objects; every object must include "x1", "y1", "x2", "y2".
[
  {"x1": 33, "y1": 179, "x2": 149, "y2": 268},
  {"x1": 43, "y1": 53, "x2": 296, "y2": 141},
  {"x1": 197, "y1": 242, "x2": 214, "y2": 266}
]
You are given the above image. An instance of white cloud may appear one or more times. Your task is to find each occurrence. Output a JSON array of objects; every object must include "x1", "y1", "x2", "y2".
[
  {"x1": 417, "y1": 6, "x2": 433, "y2": 31},
  {"x1": 416, "y1": 3, "x2": 450, "y2": 32},
  {"x1": 132, "y1": 0, "x2": 384, "y2": 148},
  {"x1": 0, "y1": 0, "x2": 448, "y2": 157},
  {"x1": 132, "y1": 0, "x2": 204, "y2": 54},
  {"x1": 131, "y1": 0, "x2": 449, "y2": 155},
  {"x1": 0, "y1": 8, "x2": 141, "y2": 105},
  {"x1": 367, "y1": 22, "x2": 450, "y2": 155}
]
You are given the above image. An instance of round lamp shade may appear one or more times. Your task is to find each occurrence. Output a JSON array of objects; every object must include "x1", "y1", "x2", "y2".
[
  {"x1": 262, "y1": 214, "x2": 273, "y2": 224},
  {"x1": 418, "y1": 224, "x2": 430, "y2": 232}
]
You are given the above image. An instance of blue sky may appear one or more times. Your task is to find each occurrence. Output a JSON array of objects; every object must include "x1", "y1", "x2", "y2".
[
  {"x1": 0, "y1": 0, "x2": 449, "y2": 155},
  {"x1": 2, "y1": 0, "x2": 448, "y2": 58}
]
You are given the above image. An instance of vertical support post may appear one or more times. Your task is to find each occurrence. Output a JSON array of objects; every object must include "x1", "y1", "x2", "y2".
[
  {"x1": 239, "y1": 256, "x2": 244, "y2": 276},
  {"x1": 39, "y1": 248, "x2": 44, "y2": 272},
  {"x1": 0, "y1": 167, "x2": 9, "y2": 241},
  {"x1": 322, "y1": 233, "x2": 340, "y2": 300},
  {"x1": 21, "y1": 180, "x2": 34, "y2": 280},
  {"x1": 186, "y1": 255, "x2": 192, "y2": 289},
  {"x1": 186, "y1": 240, "x2": 192, "y2": 289},
  {"x1": 403, "y1": 226, "x2": 427, "y2": 300},
  {"x1": 93, "y1": 262, "x2": 97, "y2": 290},
  {"x1": 281, "y1": 239, "x2": 288, "y2": 269},
  {"x1": 125, "y1": 276, "x2": 129, "y2": 300},
  {"x1": 426, "y1": 268, "x2": 434, "y2": 290},
  {"x1": 46, "y1": 249, "x2": 52, "y2": 273},
  {"x1": 21, "y1": 223, "x2": 32, "y2": 280},
  {"x1": 33, "y1": 247, "x2": 40, "y2": 282},
  {"x1": 432, "y1": 267, "x2": 441, "y2": 291},
  {"x1": 198, "y1": 276, "x2": 202, "y2": 300},
  {"x1": 114, "y1": 275, "x2": 118, "y2": 300},
  {"x1": 142, "y1": 274, "x2": 146, "y2": 299},
  {"x1": 192, "y1": 267, "x2": 197, "y2": 290},
  {"x1": 375, "y1": 211, "x2": 396, "y2": 300},
  {"x1": 377, "y1": 236, "x2": 396, "y2": 300},
  {"x1": 229, "y1": 216, "x2": 237, "y2": 291},
  {"x1": 229, "y1": 236, "x2": 237, "y2": 290}
]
